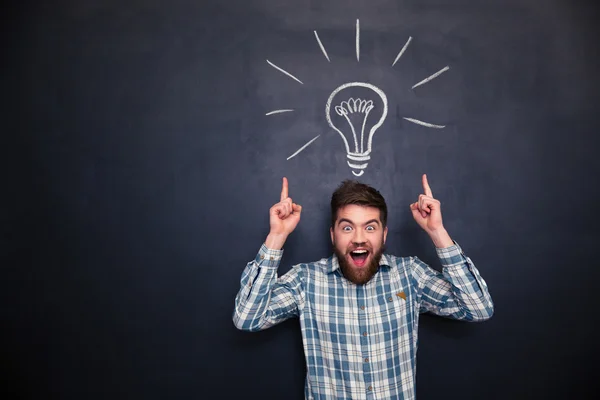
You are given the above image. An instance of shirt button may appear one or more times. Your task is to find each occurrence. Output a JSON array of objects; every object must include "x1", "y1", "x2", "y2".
[
  {"x1": 364, "y1": 357, "x2": 369, "y2": 362},
  {"x1": 260, "y1": 255, "x2": 264, "y2": 259},
  {"x1": 270, "y1": 256, "x2": 274, "y2": 260},
  {"x1": 360, "y1": 305, "x2": 365, "y2": 310},
  {"x1": 363, "y1": 332, "x2": 368, "y2": 336},
  {"x1": 368, "y1": 386, "x2": 373, "y2": 391},
  {"x1": 388, "y1": 297, "x2": 393, "y2": 302}
]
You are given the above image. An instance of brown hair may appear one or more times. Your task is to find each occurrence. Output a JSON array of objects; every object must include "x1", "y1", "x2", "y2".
[{"x1": 330, "y1": 180, "x2": 388, "y2": 228}]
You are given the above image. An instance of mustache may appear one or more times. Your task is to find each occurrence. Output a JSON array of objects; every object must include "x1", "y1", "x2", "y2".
[{"x1": 347, "y1": 243, "x2": 372, "y2": 252}]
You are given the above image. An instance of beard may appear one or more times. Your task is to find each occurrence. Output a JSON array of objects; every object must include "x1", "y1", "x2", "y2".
[{"x1": 334, "y1": 244, "x2": 385, "y2": 285}]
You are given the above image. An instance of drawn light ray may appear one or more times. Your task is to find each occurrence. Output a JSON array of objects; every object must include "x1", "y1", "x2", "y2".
[
  {"x1": 392, "y1": 36, "x2": 413, "y2": 67},
  {"x1": 356, "y1": 19, "x2": 360, "y2": 62},
  {"x1": 287, "y1": 135, "x2": 321, "y2": 160},
  {"x1": 314, "y1": 31, "x2": 330, "y2": 62},
  {"x1": 412, "y1": 66, "x2": 450, "y2": 89},
  {"x1": 403, "y1": 117, "x2": 446, "y2": 129},
  {"x1": 267, "y1": 60, "x2": 304, "y2": 85},
  {"x1": 266, "y1": 109, "x2": 294, "y2": 116}
]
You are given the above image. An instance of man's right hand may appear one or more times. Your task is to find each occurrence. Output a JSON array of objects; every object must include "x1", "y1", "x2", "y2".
[{"x1": 265, "y1": 177, "x2": 302, "y2": 250}]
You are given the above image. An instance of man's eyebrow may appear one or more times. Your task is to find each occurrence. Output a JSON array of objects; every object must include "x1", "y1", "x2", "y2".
[
  {"x1": 337, "y1": 218, "x2": 381, "y2": 226},
  {"x1": 337, "y1": 218, "x2": 354, "y2": 226}
]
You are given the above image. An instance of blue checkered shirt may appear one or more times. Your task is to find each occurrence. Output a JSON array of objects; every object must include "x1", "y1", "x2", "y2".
[{"x1": 233, "y1": 242, "x2": 494, "y2": 399}]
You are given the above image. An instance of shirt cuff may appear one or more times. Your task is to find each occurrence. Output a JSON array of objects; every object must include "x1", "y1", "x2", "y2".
[
  {"x1": 255, "y1": 243, "x2": 284, "y2": 268},
  {"x1": 435, "y1": 241, "x2": 468, "y2": 268}
]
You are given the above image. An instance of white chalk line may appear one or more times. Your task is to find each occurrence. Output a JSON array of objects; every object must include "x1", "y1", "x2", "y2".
[
  {"x1": 265, "y1": 109, "x2": 294, "y2": 116},
  {"x1": 403, "y1": 117, "x2": 446, "y2": 129},
  {"x1": 266, "y1": 60, "x2": 304, "y2": 85},
  {"x1": 356, "y1": 19, "x2": 360, "y2": 62},
  {"x1": 412, "y1": 66, "x2": 450, "y2": 89},
  {"x1": 287, "y1": 135, "x2": 321, "y2": 160},
  {"x1": 314, "y1": 31, "x2": 330, "y2": 62},
  {"x1": 392, "y1": 36, "x2": 413, "y2": 67}
]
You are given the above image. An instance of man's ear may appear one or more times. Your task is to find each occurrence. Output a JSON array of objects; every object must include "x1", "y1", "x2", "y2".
[
  {"x1": 330, "y1": 227, "x2": 334, "y2": 244},
  {"x1": 383, "y1": 226, "x2": 388, "y2": 244}
]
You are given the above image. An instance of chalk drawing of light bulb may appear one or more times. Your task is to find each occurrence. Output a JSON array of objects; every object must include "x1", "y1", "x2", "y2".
[
  {"x1": 266, "y1": 19, "x2": 450, "y2": 175},
  {"x1": 325, "y1": 82, "x2": 388, "y2": 177}
]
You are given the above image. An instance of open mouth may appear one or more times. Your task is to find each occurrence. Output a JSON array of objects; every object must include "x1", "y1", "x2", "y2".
[{"x1": 349, "y1": 249, "x2": 370, "y2": 267}]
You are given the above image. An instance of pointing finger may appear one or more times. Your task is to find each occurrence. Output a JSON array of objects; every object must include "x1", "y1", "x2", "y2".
[
  {"x1": 422, "y1": 174, "x2": 433, "y2": 197},
  {"x1": 281, "y1": 177, "x2": 289, "y2": 201}
]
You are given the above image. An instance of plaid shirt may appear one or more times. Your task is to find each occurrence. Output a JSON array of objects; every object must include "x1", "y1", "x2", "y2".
[{"x1": 233, "y1": 242, "x2": 494, "y2": 399}]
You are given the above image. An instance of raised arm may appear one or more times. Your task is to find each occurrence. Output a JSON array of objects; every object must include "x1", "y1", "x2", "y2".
[
  {"x1": 409, "y1": 174, "x2": 493, "y2": 321},
  {"x1": 233, "y1": 177, "x2": 304, "y2": 331}
]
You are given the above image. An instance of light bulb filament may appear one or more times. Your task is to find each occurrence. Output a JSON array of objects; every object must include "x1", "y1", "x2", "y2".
[{"x1": 334, "y1": 98, "x2": 375, "y2": 153}]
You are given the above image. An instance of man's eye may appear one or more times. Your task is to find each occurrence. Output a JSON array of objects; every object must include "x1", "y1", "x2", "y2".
[
  {"x1": 342, "y1": 226, "x2": 352, "y2": 232},
  {"x1": 366, "y1": 226, "x2": 375, "y2": 231}
]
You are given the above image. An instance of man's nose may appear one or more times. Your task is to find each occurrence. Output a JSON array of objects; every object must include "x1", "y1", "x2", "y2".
[{"x1": 353, "y1": 231, "x2": 366, "y2": 246}]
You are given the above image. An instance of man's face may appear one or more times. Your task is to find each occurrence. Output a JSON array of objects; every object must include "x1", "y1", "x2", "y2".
[{"x1": 330, "y1": 205, "x2": 388, "y2": 285}]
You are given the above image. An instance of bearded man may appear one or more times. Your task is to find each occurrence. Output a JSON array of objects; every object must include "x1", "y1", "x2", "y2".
[{"x1": 233, "y1": 175, "x2": 494, "y2": 400}]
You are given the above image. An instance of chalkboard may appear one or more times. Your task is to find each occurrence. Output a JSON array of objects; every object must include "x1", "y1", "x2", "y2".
[{"x1": 3, "y1": 0, "x2": 600, "y2": 399}]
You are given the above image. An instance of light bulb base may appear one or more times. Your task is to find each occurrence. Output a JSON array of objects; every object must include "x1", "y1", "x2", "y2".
[{"x1": 347, "y1": 153, "x2": 370, "y2": 177}]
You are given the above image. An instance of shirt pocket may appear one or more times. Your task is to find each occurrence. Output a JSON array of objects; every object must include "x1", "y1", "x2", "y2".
[{"x1": 376, "y1": 291, "x2": 410, "y2": 332}]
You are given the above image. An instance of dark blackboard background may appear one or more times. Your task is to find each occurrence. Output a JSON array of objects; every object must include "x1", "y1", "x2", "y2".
[{"x1": 3, "y1": 0, "x2": 600, "y2": 399}]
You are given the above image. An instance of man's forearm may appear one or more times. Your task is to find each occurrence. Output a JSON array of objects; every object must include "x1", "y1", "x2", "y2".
[
  {"x1": 428, "y1": 228, "x2": 453, "y2": 248},
  {"x1": 265, "y1": 232, "x2": 288, "y2": 250}
]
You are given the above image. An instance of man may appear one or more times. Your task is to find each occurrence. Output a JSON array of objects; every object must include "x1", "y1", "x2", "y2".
[{"x1": 233, "y1": 175, "x2": 494, "y2": 399}]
